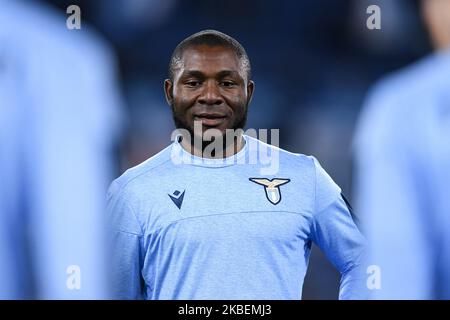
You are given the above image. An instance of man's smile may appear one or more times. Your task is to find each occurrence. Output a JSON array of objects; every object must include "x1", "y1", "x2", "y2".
[{"x1": 193, "y1": 112, "x2": 228, "y2": 127}]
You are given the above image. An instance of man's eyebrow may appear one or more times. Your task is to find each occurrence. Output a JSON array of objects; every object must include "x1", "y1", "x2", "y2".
[
  {"x1": 180, "y1": 69, "x2": 242, "y2": 79},
  {"x1": 180, "y1": 70, "x2": 205, "y2": 78},
  {"x1": 216, "y1": 70, "x2": 240, "y2": 78}
]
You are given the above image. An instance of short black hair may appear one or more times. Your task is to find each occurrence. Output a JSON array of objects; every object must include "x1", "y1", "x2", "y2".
[{"x1": 168, "y1": 29, "x2": 251, "y2": 81}]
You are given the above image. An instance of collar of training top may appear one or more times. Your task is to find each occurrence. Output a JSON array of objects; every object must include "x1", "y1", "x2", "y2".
[{"x1": 170, "y1": 133, "x2": 248, "y2": 168}]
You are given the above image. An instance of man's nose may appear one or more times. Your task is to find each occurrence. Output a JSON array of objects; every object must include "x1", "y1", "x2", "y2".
[{"x1": 197, "y1": 81, "x2": 224, "y2": 105}]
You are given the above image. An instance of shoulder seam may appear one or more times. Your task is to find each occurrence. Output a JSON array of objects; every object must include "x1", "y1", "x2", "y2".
[
  {"x1": 124, "y1": 197, "x2": 144, "y2": 236},
  {"x1": 111, "y1": 155, "x2": 173, "y2": 236},
  {"x1": 116, "y1": 157, "x2": 172, "y2": 196},
  {"x1": 114, "y1": 228, "x2": 143, "y2": 237}
]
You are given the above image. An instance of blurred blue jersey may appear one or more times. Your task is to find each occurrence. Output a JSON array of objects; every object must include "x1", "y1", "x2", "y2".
[
  {"x1": 108, "y1": 135, "x2": 368, "y2": 299},
  {"x1": 0, "y1": 0, "x2": 123, "y2": 299},
  {"x1": 354, "y1": 49, "x2": 450, "y2": 299}
]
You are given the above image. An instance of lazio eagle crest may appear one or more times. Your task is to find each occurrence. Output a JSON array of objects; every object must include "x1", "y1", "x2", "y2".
[{"x1": 249, "y1": 178, "x2": 291, "y2": 205}]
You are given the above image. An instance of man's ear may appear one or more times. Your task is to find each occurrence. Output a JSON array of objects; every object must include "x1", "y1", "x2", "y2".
[
  {"x1": 164, "y1": 79, "x2": 174, "y2": 106},
  {"x1": 247, "y1": 80, "x2": 255, "y2": 105}
]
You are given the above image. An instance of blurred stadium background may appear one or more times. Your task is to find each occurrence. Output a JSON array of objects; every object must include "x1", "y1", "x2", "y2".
[{"x1": 1, "y1": 0, "x2": 435, "y2": 299}]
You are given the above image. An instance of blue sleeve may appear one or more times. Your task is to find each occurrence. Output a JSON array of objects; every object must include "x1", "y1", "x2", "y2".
[
  {"x1": 107, "y1": 181, "x2": 145, "y2": 300},
  {"x1": 310, "y1": 157, "x2": 368, "y2": 300}
]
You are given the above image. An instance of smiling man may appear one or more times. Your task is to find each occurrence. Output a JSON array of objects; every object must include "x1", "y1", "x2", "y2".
[
  {"x1": 107, "y1": 30, "x2": 368, "y2": 300},
  {"x1": 166, "y1": 32, "x2": 253, "y2": 158}
]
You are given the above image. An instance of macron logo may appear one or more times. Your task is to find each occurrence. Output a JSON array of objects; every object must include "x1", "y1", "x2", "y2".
[{"x1": 168, "y1": 190, "x2": 185, "y2": 209}]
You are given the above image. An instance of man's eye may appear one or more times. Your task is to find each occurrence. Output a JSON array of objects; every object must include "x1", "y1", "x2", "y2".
[
  {"x1": 186, "y1": 81, "x2": 201, "y2": 87},
  {"x1": 221, "y1": 81, "x2": 236, "y2": 87}
]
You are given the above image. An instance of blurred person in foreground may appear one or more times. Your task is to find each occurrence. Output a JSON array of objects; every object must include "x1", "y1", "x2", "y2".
[
  {"x1": 0, "y1": 0, "x2": 123, "y2": 298},
  {"x1": 108, "y1": 30, "x2": 368, "y2": 300},
  {"x1": 354, "y1": 0, "x2": 450, "y2": 299}
]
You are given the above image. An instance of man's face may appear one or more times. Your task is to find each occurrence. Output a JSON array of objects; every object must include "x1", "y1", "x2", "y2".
[{"x1": 165, "y1": 45, "x2": 254, "y2": 139}]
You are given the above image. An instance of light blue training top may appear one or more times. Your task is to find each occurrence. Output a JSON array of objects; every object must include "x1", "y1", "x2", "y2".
[{"x1": 108, "y1": 135, "x2": 367, "y2": 299}]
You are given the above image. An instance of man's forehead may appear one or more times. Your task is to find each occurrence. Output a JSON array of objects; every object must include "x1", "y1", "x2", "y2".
[{"x1": 177, "y1": 45, "x2": 242, "y2": 74}]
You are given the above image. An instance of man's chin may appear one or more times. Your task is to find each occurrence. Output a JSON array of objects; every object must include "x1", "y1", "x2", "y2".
[
  {"x1": 180, "y1": 127, "x2": 242, "y2": 143},
  {"x1": 173, "y1": 117, "x2": 247, "y2": 143}
]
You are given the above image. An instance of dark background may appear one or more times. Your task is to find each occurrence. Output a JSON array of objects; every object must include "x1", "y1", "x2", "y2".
[{"x1": 42, "y1": 0, "x2": 430, "y2": 299}]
